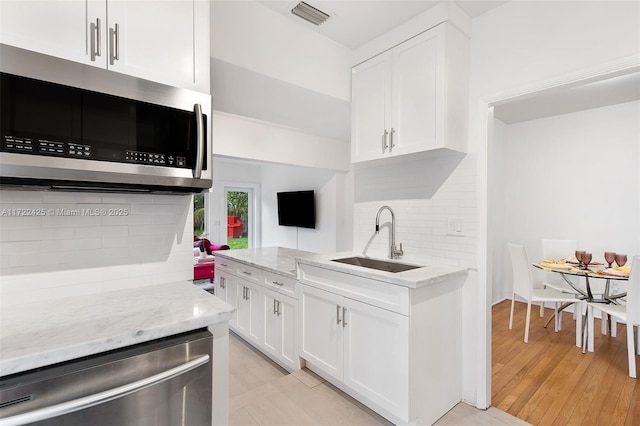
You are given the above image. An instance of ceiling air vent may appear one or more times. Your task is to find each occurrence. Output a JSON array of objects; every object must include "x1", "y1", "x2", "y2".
[{"x1": 291, "y1": 1, "x2": 330, "y2": 26}]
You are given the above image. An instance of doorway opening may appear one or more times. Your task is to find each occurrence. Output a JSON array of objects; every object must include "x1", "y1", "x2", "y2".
[
  {"x1": 222, "y1": 184, "x2": 260, "y2": 249},
  {"x1": 483, "y1": 64, "x2": 639, "y2": 420}
]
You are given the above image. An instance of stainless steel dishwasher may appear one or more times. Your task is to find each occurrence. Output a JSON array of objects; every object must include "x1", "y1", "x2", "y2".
[{"x1": 0, "y1": 329, "x2": 212, "y2": 426}]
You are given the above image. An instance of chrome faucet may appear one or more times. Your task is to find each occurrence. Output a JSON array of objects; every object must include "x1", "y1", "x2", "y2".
[{"x1": 375, "y1": 205, "x2": 403, "y2": 259}]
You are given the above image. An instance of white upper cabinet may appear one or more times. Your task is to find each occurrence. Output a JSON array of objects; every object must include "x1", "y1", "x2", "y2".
[
  {"x1": 0, "y1": 0, "x2": 209, "y2": 93},
  {"x1": 351, "y1": 22, "x2": 468, "y2": 163},
  {"x1": 0, "y1": 1, "x2": 102, "y2": 66}
]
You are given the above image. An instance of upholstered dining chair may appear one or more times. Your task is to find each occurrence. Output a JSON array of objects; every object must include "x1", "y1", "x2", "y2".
[
  {"x1": 508, "y1": 242, "x2": 580, "y2": 343},
  {"x1": 585, "y1": 255, "x2": 639, "y2": 378}
]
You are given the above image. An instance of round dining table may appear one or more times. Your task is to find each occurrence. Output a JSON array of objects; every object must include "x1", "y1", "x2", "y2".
[{"x1": 532, "y1": 262, "x2": 629, "y2": 352}]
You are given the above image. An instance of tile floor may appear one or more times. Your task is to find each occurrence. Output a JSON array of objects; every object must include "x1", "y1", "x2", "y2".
[{"x1": 228, "y1": 332, "x2": 529, "y2": 425}]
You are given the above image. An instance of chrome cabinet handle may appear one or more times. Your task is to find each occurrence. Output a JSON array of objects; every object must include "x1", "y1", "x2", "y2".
[
  {"x1": 220, "y1": 277, "x2": 225, "y2": 289},
  {"x1": 273, "y1": 298, "x2": 277, "y2": 315},
  {"x1": 272, "y1": 281, "x2": 284, "y2": 286},
  {"x1": 109, "y1": 23, "x2": 119, "y2": 65},
  {"x1": 342, "y1": 307, "x2": 347, "y2": 327},
  {"x1": 390, "y1": 128, "x2": 396, "y2": 152},
  {"x1": 220, "y1": 263, "x2": 227, "y2": 267},
  {"x1": 336, "y1": 305, "x2": 341, "y2": 325},
  {"x1": 90, "y1": 18, "x2": 101, "y2": 61},
  {"x1": 193, "y1": 103, "x2": 204, "y2": 179},
  {"x1": 0, "y1": 355, "x2": 210, "y2": 426},
  {"x1": 277, "y1": 300, "x2": 281, "y2": 316},
  {"x1": 382, "y1": 129, "x2": 389, "y2": 153},
  {"x1": 242, "y1": 271, "x2": 252, "y2": 276}
]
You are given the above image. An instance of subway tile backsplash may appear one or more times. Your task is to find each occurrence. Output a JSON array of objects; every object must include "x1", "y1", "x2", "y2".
[
  {"x1": 0, "y1": 190, "x2": 193, "y2": 304},
  {"x1": 353, "y1": 153, "x2": 477, "y2": 269}
]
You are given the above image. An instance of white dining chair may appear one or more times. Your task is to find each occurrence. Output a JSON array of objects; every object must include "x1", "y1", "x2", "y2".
[
  {"x1": 508, "y1": 242, "x2": 580, "y2": 343},
  {"x1": 585, "y1": 255, "x2": 639, "y2": 378},
  {"x1": 541, "y1": 239, "x2": 591, "y2": 346}
]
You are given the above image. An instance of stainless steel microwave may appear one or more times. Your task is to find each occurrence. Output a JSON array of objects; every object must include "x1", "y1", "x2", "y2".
[{"x1": 0, "y1": 45, "x2": 212, "y2": 194}]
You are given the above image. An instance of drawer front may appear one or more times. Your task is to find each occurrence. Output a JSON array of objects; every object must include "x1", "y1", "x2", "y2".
[
  {"x1": 263, "y1": 271, "x2": 298, "y2": 299},
  {"x1": 299, "y1": 264, "x2": 409, "y2": 315},
  {"x1": 215, "y1": 258, "x2": 236, "y2": 275},
  {"x1": 235, "y1": 263, "x2": 263, "y2": 285}
]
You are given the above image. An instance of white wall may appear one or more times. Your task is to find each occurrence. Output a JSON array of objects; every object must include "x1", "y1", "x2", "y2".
[
  {"x1": 210, "y1": 0, "x2": 352, "y2": 102},
  {"x1": 213, "y1": 112, "x2": 350, "y2": 172},
  {"x1": 209, "y1": 157, "x2": 342, "y2": 254},
  {"x1": 471, "y1": 0, "x2": 640, "y2": 408},
  {"x1": 491, "y1": 101, "x2": 640, "y2": 303},
  {"x1": 261, "y1": 163, "x2": 338, "y2": 253},
  {"x1": 0, "y1": 190, "x2": 193, "y2": 304}
]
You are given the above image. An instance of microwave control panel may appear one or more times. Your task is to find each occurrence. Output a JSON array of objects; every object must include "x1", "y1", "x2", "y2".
[{"x1": 2, "y1": 135, "x2": 187, "y2": 168}]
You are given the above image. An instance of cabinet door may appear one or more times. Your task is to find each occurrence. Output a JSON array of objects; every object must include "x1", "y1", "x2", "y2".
[
  {"x1": 106, "y1": 0, "x2": 207, "y2": 92},
  {"x1": 278, "y1": 294, "x2": 298, "y2": 371},
  {"x1": 0, "y1": 0, "x2": 106, "y2": 67},
  {"x1": 225, "y1": 275, "x2": 240, "y2": 329},
  {"x1": 262, "y1": 291, "x2": 280, "y2": 360},
  {"x1": 215, "y1": 271, "x2": 230, "y2": 304},
  {"x1": 390, "y1": 27, "x2": 442, "y2": 156},
  {"x1": 235, "y1": 284, "x2": 250, "y2": 336},
  {"x1": 299, "y1": 284, "x2": 343, "y2": 381},
  {"x1": 246, "y1": 283, "x2": 264, "y2": 346},
  {"x1": 351, "y1": 53, "x2": 392, "y2": 163},
  {"x1": 343, "y1": 297, "x2": 410, "y2": 421}
]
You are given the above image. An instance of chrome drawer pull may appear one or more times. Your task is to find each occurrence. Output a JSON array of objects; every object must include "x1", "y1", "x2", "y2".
[
  {"x1": 242, "y1": 271, "x2": 252, "y2": 276},
  {"x1": 0, "y1": 355, "x2": 209, "y2": 426},
  {"x1": 272, "y1": 281, "x2": 284, "y2": 286}
]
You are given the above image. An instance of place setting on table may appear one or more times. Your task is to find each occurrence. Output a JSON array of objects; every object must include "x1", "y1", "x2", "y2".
[{"x1": 535, "y1": 250, "x2": 631, "y2": 300}]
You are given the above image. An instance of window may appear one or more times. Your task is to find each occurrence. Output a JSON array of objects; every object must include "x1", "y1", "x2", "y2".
[{"x1": 193, "y1": 193, "x2": 206, "y2": 236}]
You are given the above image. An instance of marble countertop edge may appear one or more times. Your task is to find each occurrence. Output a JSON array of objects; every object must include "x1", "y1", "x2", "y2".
[
  {"x1": 1, "y1": 281, "x2": 235, "y2": 377},
  {"x1": 296, "y1": 253, "x2": 468, "y2": 288}
]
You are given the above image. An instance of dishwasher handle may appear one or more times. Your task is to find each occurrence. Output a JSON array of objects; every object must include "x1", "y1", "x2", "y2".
[{"x1": 0, "y1": 355, "x2": 210, "y2": 426}]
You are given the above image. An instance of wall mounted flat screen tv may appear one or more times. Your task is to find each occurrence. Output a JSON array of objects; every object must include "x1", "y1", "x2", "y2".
[{"x1": 277, "y1": 190, "x2": 315, "y2": 229}]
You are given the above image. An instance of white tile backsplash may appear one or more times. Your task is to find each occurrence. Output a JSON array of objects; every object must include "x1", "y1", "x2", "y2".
[
  {"x1": 0, "y1": 190, "x2": 193, "y2": 303},
  {"x1": 353, "y1": 153, "x2": 478, "y2": 269}
]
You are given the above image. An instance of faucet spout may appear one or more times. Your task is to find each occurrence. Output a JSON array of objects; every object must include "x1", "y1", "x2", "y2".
[{"x1": 375, "y1": 205, "x2": 403, "y2": 259}]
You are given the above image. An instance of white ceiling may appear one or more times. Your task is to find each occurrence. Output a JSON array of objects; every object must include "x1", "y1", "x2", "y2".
[{"x1": 257, "y1": 0, "x2": 508, "y2": 49}]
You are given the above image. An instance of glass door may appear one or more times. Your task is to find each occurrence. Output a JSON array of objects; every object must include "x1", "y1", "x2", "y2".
[{"x1": 224, "y1": 185, "x2": 258, "y2": 249}]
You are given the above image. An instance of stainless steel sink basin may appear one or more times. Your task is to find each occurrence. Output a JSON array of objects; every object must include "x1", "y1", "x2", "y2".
[{"x1": 331, "y1": 256, "x2": 422, "y2": 273}]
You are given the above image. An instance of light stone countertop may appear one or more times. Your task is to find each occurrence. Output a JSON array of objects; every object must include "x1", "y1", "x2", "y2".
[
  {"x1": 213, "y1": 247, "x2": 319, "y2": 278},
  {"x1": 296, "y1": 252, "x2": 469, "y2": 289},
  {"x1": 0, "y1": 281, "x2": 234, "y2": 377},
  {"x1": 215, "y1": 247, "x2": 468, "y2": 289}
]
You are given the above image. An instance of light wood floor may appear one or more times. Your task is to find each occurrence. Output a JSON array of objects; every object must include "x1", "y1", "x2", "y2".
[
  {"x1": 492, "y1": 300, "x2": 640, "y2": 425},
  {"x1": 228, "y1": 331, "x2": 527, "y2": 425}
]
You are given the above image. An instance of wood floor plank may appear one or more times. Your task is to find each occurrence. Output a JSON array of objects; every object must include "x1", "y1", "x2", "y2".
[{"x1": 492, "y1": 300, "x2": 639, "y2": 425}]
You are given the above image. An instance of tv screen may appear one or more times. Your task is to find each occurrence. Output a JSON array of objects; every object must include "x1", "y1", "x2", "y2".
[{"x1": 277, "y1": 190, "x2": 315, "y2": 229}]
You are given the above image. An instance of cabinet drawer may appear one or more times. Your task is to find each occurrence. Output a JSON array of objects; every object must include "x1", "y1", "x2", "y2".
[
  {"x1": 263, "y1": 271, "x2": 298, "y2": 299},
  {"x1": 235, "y1": 263, "x2": 263, "y2": 285},
  {"x1": 215, "y1": 258, "x2": 236, "y2": 275},
  {"x1": 299, "y1": 264, "x2": 409, "y2": 315}
]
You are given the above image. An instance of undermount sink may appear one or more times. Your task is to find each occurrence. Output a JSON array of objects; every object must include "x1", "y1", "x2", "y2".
[{"x1": 331, "y1": 256, "x2": 422, "y2": 273}]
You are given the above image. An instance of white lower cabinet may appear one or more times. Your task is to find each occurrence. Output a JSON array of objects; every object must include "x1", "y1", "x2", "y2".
[
  {"x1": 234, "y1": 281, "x2": 263, "y2": 346},
  {"x1": 300, "y1": 283, "x2": 409, "y2": 421},
  {"x1": 214, "y1": 258, "x2": 300, "y2": 372},
  {"x1": 298, "y1": 262, "x2": 464, "y2": 425},
  {"x1": 262, "y1": 291, "x2": 298, "y2": 371}
]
